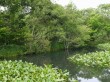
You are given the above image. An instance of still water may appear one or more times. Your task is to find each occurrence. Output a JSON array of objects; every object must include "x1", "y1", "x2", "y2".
[{"x1": 3, "y1": 50, "x2": 110, "y2": 82}]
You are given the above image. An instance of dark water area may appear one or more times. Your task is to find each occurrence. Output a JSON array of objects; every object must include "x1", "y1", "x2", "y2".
[{"x1": 1, "y1": 50, "x2": 110, "y2": 82}]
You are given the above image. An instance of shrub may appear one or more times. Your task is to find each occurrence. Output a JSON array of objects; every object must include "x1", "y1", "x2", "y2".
[
  {"x1": 0, "y1": 60, "x2": 69, "y2": 82},
  {"x1": 68, "y1": 51, "x2": 110, "y2": 68}
]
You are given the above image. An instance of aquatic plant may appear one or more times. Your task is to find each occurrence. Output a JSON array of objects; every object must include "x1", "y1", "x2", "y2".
[
  {"x1": 97, "y1": 43, "x2": 110, "y2": 51},
  {"x1": 68, "y1": 51, "x2": 110, "y2": 68},
  {"x1": 0, "y1": 60, "x2": 69, "y2": 82}
]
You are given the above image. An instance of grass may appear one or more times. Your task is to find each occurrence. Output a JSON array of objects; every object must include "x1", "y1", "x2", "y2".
[{"x1": 0, "y1": 44, "x2": 25, "y2": 58}]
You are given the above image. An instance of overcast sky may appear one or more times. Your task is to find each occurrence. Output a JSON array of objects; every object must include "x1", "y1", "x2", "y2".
[{"x1": 52, "y1": 0, "x2": 110, "y2": 9}]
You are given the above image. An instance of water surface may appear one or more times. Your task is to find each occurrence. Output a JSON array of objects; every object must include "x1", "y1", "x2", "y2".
[{"x1": 2, "y1": 50, "x2": 110, "y2": 82}]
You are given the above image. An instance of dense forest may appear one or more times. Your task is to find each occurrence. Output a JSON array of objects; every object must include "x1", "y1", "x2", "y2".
[{"x1": 0, "y1": 0, "x2": 110, "y2": 57}]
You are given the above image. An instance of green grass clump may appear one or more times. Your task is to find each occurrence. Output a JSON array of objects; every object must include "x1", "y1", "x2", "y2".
[
  {"x1": 68, "y1": 51, "x2": 110, "y2": 68},
  {"x1": 0, "y1": 44, "x2": 25, "y2": 58},
  {"x1": 0, "y1": 60, "x2": 69, "y2": 82}
]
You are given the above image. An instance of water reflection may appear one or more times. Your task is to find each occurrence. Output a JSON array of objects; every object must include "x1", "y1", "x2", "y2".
[
  {"x1": 76, "y1": 67, "x2": 110, "y2": 82},
  {"x1": 1, "y1": 50, "x2": 110, "y2": 82},
  {"x1": 78, "y1": 77, "x2": 100, "y2": 82}
]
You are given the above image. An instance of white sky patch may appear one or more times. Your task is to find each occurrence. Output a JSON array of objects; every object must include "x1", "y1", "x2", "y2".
[
  {"x1": 53, "y1": 0, "x2": 110, "y2": 9},
  {"x1": 52, "y1": 0, "x2": 71, "y2": 6},
  {"x1": 0, "y1": 6, "x2": 4, "y2": 11},
  {"x1": 0, "y1": 6, "x2": 7, "y2": 11}
]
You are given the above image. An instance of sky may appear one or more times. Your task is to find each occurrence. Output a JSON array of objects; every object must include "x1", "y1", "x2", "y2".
[{"x1": 52, "y1": 0, "x2": 110, "y2": 9}]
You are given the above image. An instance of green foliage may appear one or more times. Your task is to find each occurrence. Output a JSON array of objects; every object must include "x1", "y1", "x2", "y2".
[
  {"x1": 0, "y1": 0, "x2": 110, "y2": 55},
  {"x1": 51, "y1": 42, "x2": 65, "y2": 52},
  {"x1": 0, "y1": 60, "x2": 69, "y2": 82},
  {"x1": 0, "y1": 27, "x2": 10, "y2": 45},
  {"x1": 0, "y1": 44, "x2": 25, "y2": 58},
  {"x1": 73, "y1": 25, "x2": 92, "y2": 47},
  {"x1": 68, "y1": 51, "x2": 110, "y2": 68},
  {"x1": 97, "y1": 43, "x2": 110, "y2": 51},
  {"x1": 98, "y1": 4, "x2": 110, "y2": 18},
  {"x1": 87, "y1": 14, "x2": 107, "y2": 44}
]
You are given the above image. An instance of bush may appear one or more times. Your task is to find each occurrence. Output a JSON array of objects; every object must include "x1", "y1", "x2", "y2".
[
  {"x1": 68, "y1": 51, "x2": 110, "y2": 68},
  {"x1": 0, "y1": 44, "x2": 25, "y2": 58},
  {"x1": 0, "y1": 60, "x2": 69, "y2": 82}
]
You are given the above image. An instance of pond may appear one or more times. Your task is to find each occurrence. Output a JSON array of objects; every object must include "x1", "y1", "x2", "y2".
[{"x1": 1, "y1": 50, "x2": 110, "y2": 82}]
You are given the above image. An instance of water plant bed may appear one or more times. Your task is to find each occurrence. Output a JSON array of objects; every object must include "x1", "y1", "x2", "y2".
[
  {"x1": 97, "y1": 43, "x2": 110, "y2": 51},
  {"x1": 0, "y1": 60, "x2": 69, "y2": 82},
  {"x1": 68, "y1": 51, "x2": 110, "y2": 68}
]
